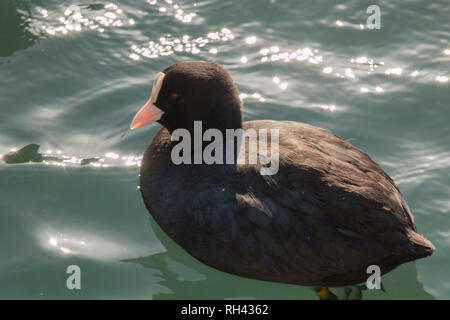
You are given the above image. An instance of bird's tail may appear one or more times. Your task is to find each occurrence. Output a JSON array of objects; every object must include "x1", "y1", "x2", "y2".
[{"x1": 406, "y1": 229, "x2": 435, "y2": 260}]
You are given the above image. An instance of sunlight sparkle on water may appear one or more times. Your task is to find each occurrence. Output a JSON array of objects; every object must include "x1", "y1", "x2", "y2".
[
  {"x1": 260, "y1": 47, "x2": 317, "y2": 64},
  {"x1": 360, "y1": 87, "x2": 369, "y2": 93},
  {"x1": 105, "y1": 152, "x2": 119, "y2": 159},
  {"x1": 7, "y1": 146, "x2": 144, "y2": 168},
  {"x1": 354, "y1": 57, "x2": 368, "y2": 64},
  {"x1": 40, "y1": 3, "x2": 130, "y2": 36},
  {"x1": 239, "y1": 92, "x2": 265, "y2": 103},
  {"x1": 320, "y1": 104, "x2": 337, "y2": 112},
  {"x1": 49, "y1": 237, "x2": 58, "y2": 246},
  {"x1": 436, "y1": 75, "x2": 449, "y2": 83},
  {"x1": 130, "y1": 29, "x2": 234, "y2": 60},
  {"x1": 246, "y1": 36, "x2": 257, "y2": 45},
  {"x1": 148, "y1": 0, "x2": 197, "y2": 23},
  {"x1": 345, "y1": 68, "x2": 355, "y2": 78},
  {"x1": 385, "y1": 68, "x2": 403, "y2": 76},
  {"x1": 42, "y1": 228, "x2": 148, "y2": 260},
  {"x1": 47, "y1": 236, "x2": 80, "y2": 255}
]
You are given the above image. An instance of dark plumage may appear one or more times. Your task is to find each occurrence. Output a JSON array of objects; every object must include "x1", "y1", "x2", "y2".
[{"x1": 132, "y1": 61, "x2": 434, "y2": 287}]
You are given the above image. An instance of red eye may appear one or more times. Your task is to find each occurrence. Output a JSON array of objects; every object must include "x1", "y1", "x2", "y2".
[{"x1": 170, "y1": 93, "x2": 179, "y2": 101}]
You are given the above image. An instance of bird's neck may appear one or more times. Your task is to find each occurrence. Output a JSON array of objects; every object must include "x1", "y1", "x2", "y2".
[
  {"x1": 165, "y1": 101, "x2": 243, "y2": 136},
  {"x1": 163, "y1": 100, "x2": 243, "y2": 164}
]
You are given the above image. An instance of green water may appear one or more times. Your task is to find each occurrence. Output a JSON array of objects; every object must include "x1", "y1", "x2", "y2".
[{"x1": 0, "y1": 0, "x2": 448, "y2": 299}]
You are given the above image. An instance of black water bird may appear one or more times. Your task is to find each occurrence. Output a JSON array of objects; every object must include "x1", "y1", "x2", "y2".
[{"x1": 130, "y1": 61, "x2": 434, "y2": 297}]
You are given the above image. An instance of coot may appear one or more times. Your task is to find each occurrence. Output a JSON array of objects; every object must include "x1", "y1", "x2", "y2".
[{"x1": 130, "y1": 61, "x2": 434, "y2": 296}]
